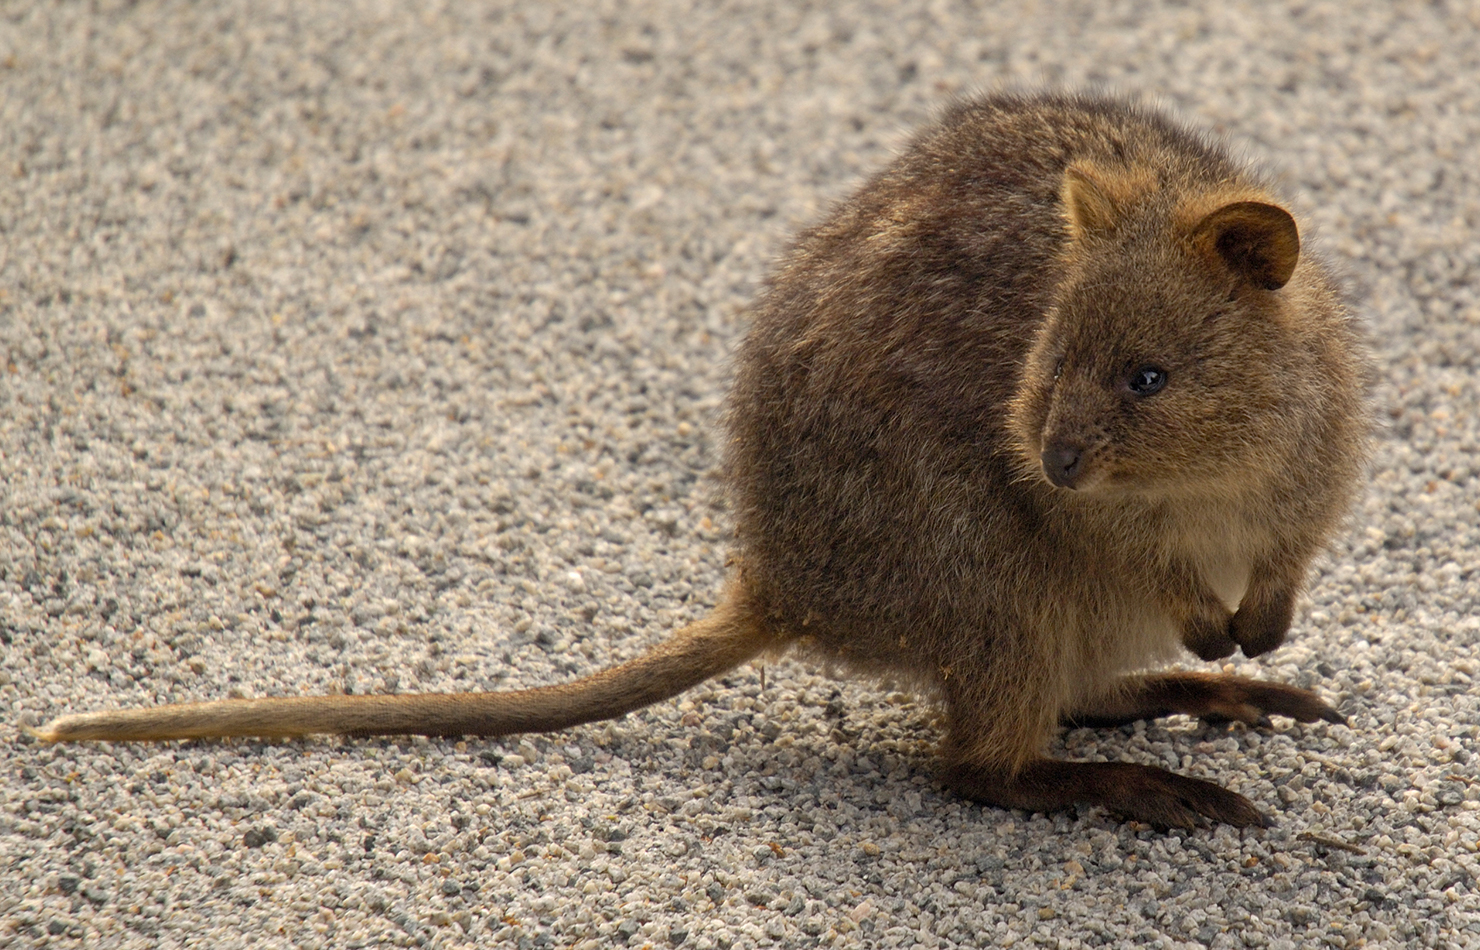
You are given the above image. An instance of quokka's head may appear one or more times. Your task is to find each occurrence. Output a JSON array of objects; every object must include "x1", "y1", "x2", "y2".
[{"x1": 1008, "y1": 159, "x2": 1309, "y2": 498}]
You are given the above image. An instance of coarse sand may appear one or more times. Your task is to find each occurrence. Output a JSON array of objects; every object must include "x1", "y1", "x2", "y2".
[{"x1": 3, "y1": 2, "x2": 1479, "y2": 948}]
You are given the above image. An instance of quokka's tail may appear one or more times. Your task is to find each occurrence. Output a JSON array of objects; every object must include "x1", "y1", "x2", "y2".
[{"x1": 28, "y1": 585, "x2": 777, "y2": 743}]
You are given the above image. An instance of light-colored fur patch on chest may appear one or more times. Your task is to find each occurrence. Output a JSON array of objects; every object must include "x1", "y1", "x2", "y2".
[
  {"x1": 1168, "y1": 496, "x2": 1262, "y2": 612},
  {"x1": 1052, "y1": 495, "x2": 1268, "y2": 716},
  {"x1": 1198, "y1": 553, "x2": 1251, "y2": 613},
  {"x1": 1059, "y1": 591, "x2": 1183, "y2": 700}
]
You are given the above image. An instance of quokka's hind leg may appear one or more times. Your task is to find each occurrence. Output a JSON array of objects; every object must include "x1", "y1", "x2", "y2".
[
  {"x1": 940, "y1": 755, "x2": 1270, "y2": 829},
  {"x1": 935, "y1": 675, "x2": 1271, "y2": 829},
  {"x1": 1061, "y1": 671, "x2": 1347, "y2": 729}
]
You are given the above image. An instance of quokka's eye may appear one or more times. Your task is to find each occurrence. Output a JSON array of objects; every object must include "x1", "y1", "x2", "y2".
[
  {"x1": 1127, "y1": 366, "x2": 1168, "y2": 396},
  {"x1": 1052, "y1": 357, "x2": 1064, "y2": 381}
]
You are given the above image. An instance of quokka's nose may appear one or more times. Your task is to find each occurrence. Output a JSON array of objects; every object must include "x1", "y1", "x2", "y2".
[{"x1": 1041, "y1": 441, "x2": 1086, "y2": 489}]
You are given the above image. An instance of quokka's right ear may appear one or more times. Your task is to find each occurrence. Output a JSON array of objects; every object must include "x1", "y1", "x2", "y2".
[{"x1": 1060, "y1": 161, "x2": 1157, "y2": 241}]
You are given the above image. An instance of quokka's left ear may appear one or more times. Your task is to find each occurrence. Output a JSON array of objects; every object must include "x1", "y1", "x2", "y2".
[{"x1": 1191, "y1": 201, "x2": 1300, "y2": 291}]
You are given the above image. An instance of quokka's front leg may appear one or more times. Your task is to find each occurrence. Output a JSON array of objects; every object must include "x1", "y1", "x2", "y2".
[
  {"x1": 1167, "y1": 562, "x2": 1303, "y2": 662},
  {"x1": 1164, "y1": 569, "x2": 1239, "y2": 661},
  {"x1": 1228, "y1": 573, "x2": 1301, "y2": 657},
  {"x1": 1178, "y1": 595, "x2": 1239, "y2": 661}
]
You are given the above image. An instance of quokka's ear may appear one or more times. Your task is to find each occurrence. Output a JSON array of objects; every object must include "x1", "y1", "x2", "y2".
[
  {"x1": 1191, "y1": 201, "x2": 1300, "y2": 290},
  {"x1": 1060, "y1": 161, "x2": 1156, "y2": 240}
]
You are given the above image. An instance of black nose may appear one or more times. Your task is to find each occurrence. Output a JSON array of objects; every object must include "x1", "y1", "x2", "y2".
[{"x1": 1041, "y1": 442, "x2": 1084, "y2": 489}]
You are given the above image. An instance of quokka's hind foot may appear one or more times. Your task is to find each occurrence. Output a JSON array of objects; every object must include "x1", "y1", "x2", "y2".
[
  {"x1": 1062, "y1": 672, "x2": 1346, "y2": 729},
  {"x1": 941, "y1": 756, "x2": 1271, "y2": 830}
]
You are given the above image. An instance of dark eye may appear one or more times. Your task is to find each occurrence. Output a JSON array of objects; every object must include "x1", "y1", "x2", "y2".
[
  {"x1": 1052, "y1": 357, "x2": 1064, "y2": 381},
  {"x1": 1127, "y1": 366, "x2": 1168, "y2": 396}
]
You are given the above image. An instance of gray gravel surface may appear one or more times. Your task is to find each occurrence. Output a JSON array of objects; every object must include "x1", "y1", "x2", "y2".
[{"x1": 3, "y1": 2, "x2": 1479, "y2": 948}]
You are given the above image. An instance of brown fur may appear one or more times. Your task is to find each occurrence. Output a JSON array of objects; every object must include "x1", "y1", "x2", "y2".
[{"x1": 32, "y1": 93, "x2": 1370, "y2": 829}]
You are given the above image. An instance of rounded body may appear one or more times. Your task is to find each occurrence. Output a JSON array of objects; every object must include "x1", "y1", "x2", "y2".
[
  {"x1": 34, "y1": 92, "x2": 1368, "y2": 827},
  {"x1": 724, "y1": 93, "x2": 1369, "y2": 768}
]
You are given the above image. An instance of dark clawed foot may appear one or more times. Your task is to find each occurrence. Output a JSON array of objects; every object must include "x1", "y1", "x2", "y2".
[
  {"x1": 1198, "y1": 677, "x2": 1347, "y2": 727},
  {"x1": 1062, "y1": 672, "x2": 1347, "y2": 730},
  {"x1": 1110, "y1": 768, "x2": 1272, "y2": 830},
  {"x1": 943, "y1": 758, "x2": 1271, "y2": 831}
]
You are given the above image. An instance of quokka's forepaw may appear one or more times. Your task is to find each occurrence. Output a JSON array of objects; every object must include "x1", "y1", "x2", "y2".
[
  {"x1": 1180, "y1": 603, "x2": 1238, "y2": 661},
  {"x1": 1228, "y1": 587, "x2": 1297, "y2": 658}
]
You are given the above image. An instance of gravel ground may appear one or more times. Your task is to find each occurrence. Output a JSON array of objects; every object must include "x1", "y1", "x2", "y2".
[{"x1": 3, "y1": 2, "x2": 1479, "y2": 948}]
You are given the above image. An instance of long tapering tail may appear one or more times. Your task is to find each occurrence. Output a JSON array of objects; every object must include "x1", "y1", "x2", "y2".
[{"x1": 28, "y1": 585, "x2": 778, "y2": 742}]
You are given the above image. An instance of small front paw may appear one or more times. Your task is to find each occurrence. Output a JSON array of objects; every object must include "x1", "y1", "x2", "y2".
[
  {"x1": 1230, "y1": 586, "x2": 1296, "y2": 657},
  {"x1": 1182, "y1": 612, "x2": 1237, "y2": 661}
]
